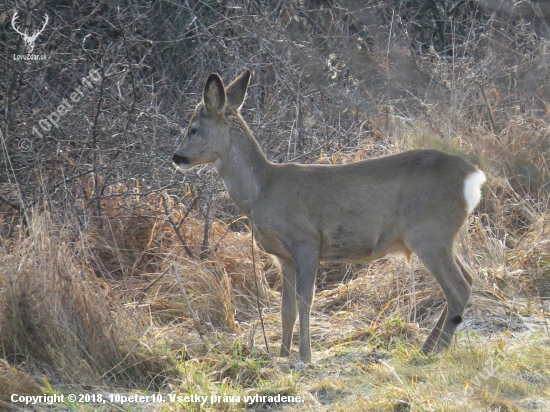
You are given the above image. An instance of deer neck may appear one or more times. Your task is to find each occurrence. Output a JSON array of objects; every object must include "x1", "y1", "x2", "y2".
[{"x1": 214, "y1": 128, "x2": 272, "y2": 215}]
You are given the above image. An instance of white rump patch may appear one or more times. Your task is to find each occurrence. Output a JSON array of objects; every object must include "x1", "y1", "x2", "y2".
[{"x1": 463, "y1": 170, "x2": 486, "y2": 214}]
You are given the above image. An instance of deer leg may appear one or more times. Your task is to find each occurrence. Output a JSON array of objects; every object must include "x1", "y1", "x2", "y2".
[
  {"x1": 413, "y1": 243, "x2": 471, "y2": 353},
  {"x1": 277, "y1": 257, "x2": 297, "y2": 357},
  {"x1": 455, "y1": 254, "x2": 474, "y2": 286},
  {"x1": 421, "y1": 254, "x2": 474, "y2": 353},
  {"x1": 421, "y1": 304, "x2": 447, "y2": 353},
  {"x1": 433, "y1": 254, "x2": 473, "y2": 352},
  {"x1": 424, "y1": 254, "x2": 476, "y2": 353},
  {"x1": 289, "y1": 244, "x2": 319, "y2": 362}
]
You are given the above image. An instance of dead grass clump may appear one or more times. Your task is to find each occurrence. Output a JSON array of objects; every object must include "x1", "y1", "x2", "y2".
[
  {"x1": 0, "y1": 211, "x2": 172, "y2": 388},
  {"x1": 164, "y1": 260, "x2": 239, "y2": 331},
  {"x1": 506, "y1": 210, "x2": 550, "y2": 297},
  {"x1": 129, "y1": 227, "x2": 274, "y2": 335},
  {"x1": 0, "y1": 359, "x2": 42, "y2": 405},
  {"x1": 89, "y1": 188, "x2": 274, "y2": 306},
  {"x1": 90, "y1": 190, "x2": 275, "y2": 329},
  {"x1": 87, "y1": 187, "x2": 177, "y2": 278}
]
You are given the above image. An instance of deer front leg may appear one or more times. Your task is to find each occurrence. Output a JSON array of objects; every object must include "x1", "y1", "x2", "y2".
[
  {"x1": 290, "y1": 243, "x2": 319, "y2": 362},
  {"x1": 277, "y1": 257, "x2": 297, "y2": 357}
]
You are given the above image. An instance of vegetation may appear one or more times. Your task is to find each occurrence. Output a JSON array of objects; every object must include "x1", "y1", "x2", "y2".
[{"x1": 1, "y1": 0, "x2": 549, "y2": 410}]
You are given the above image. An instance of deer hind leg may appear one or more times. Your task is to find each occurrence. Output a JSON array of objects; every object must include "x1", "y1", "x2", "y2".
[
  {"x1": 455, "y1": 254, "x2": 474, "y2": 287},
  {"x1": 433, "y1": 253, "x2": 473, "y2": 352},
  {"x1": 277, "y1": 257, "x2": 297, "y2": 357},
  {"x1": 420, "y1": 255, "x2": 475, "y2": 352},
  {"x1": 410, "y1": 240, "x2": 471, "y2": 353},
  {"x1": 421, "y1": 304, "x2": 448, "y2": 353}
]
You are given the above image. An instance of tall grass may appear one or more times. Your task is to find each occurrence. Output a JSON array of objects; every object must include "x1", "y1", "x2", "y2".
[{"x1": 0, "y1": 210, "x2": 171, "y2": 389}]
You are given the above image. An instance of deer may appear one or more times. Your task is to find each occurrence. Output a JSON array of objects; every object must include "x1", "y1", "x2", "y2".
[
  {"x1": 172, "y1": 69, "x2": 486, "y2": 362},
  {"x1": 11, "y1": 11, "x2": 49, "y2": 54}
]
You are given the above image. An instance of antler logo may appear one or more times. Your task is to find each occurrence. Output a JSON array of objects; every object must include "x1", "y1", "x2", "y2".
[{"x1": 11, "y1": 11, "x2": 49, "y2": 54}]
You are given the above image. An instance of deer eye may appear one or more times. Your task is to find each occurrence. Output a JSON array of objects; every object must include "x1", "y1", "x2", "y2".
[{"x1": 189, "y1": 127, "x2": 198, "y2": 137}]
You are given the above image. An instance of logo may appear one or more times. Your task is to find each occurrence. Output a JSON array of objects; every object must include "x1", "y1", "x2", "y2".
[{"x1": 12, "y1": 11, "x2": 49, "y2": 60}]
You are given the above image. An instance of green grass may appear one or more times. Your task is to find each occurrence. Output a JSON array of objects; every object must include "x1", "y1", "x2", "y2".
[{"x1": 21, "y1": 329, "x2": 547, "y2": 411}]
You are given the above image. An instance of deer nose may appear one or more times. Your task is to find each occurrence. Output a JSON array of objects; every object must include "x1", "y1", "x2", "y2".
[{"x1": 173, "y1": 154, "x2": 190, "y2": 165}]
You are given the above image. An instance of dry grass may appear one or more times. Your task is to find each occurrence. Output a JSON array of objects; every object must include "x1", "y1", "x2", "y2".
[{"x1": 0, "y1": 211, "x2": 173, "y2": 393}]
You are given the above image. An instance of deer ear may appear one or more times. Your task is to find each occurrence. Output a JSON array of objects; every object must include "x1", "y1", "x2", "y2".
[
  {"x1": 203, "y1": 73, "x2": 226, "y2": 114},
  {"x1": 226, "y1": 69, "x2": 251, "y2": 111}
]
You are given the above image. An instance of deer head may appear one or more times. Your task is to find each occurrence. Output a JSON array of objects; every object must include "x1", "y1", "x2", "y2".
[
  {"x1": 12, "y1": 11, "x2": 49, "y2": 54},
  {"x1": 173, "y1": 69, "x2": 252, "y2": 170}
]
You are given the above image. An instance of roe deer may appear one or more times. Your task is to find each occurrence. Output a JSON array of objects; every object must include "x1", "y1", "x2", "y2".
[{"x1": 173, "y1": 69, "x2": 486, "y2": 361}]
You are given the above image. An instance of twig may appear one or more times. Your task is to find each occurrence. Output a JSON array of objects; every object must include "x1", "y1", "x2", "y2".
[
  {"x1": 91, "y1": 56, "x2": 106, "y2": 228},
  {"x1": 409, "y1": 259, "x2": 417, "y2": 324},
  {"x1": 251, "y1": 227, "x2": 272, "y2": 358},
  {"x1": 112, "y1": 9, "x2": 137, "y2": 147},
  {"x1": 476, "y1": 81, "x2": 497, "y2": 136},
  {"x1": 168, "y1": 215, "x2": 196, "y2": 259},
  {"x1": 162, "y1": 195, "x2": 196, "y2": 260},
  {"x1": 176, "y1": 196, "x2": 199, "y2": 232},
  {"x1": 136, "y1": 266, "x2": 171, "y2": 306},
  {"x1": 116, "y1": 13, "x2": 137, "y2": 116},
  {"x1": 53, "y1": 168, "x2": 96, "y2": 189},
  {"x1": 535, "y1": 259, "x2": 550, "y2": 338},
  {"x1": 379, "y1": 360, "x2": 404, "y2": 387},
  {"x1": 0, "y1": 195, "x2": 28, "y2": 227},
  {"x1": 0, "y1": 195, "x2": 22, "y2": 211},
  {"x1": 212, "y1": 216, "x2": 248, "y2": 252},
  {"x1": 200, "y1": 197, "x2": 212, "y2": 261},
  {"x1": 172, "y1": 264, "x2": 205, "y2": 338},
  {"x1": 288, "y1": 137, "x2": 338, "y2": 162}
]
